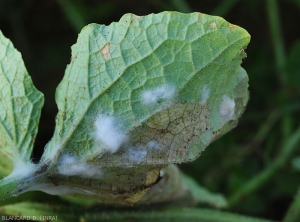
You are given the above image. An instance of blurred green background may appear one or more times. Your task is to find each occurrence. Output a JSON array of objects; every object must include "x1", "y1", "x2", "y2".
[{"x1": 0, "y1": 0, "x2": 300, "y2": 221}]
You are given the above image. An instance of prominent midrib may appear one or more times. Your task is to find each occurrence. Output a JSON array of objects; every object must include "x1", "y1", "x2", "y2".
[
  {"x1": 0, "y1": 44, "x2": 19, "y2": 159},
  {"x1": 49, "y1": 24, "x2": 249, "y2": 164}
]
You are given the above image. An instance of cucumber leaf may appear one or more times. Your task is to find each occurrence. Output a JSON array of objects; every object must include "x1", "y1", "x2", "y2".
[
  {"x1": 0, "y1": 12, "x2": 250, "y2": 205},
  {"x1": 0, "y1": 30, "x2": 44, "y2": 163},
  {"x1": 43, "y1": 12, "x2": 250, "y2": 166}
]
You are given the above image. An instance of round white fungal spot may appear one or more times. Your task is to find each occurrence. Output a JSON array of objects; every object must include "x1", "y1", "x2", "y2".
[
  {"x1": 200, "y1": 85, "x2": 210, "y2": 105},
  {"x1": 94, "y1": 114, "x2": 128, "y2": 153},
  {"x1": 141, "y1": 85, "x2": 175, "y2": 105},
  {"x1": 147, "y1": 141, "x2": 161, "y2": 149},
  {"x1": 219, "y1": 95, "x2": 235, "y2": 121},
  {"x1": 127, "y1": 148, "x2": 147, "y2": 163},
  {"x1": 58, "y1": 155, "x2": 103, "y2": 179}
]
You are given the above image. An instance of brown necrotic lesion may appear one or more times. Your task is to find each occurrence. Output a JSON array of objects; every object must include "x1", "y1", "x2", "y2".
[{"x1": 129, "y1": 102, "x2": 211, "y2": 163}]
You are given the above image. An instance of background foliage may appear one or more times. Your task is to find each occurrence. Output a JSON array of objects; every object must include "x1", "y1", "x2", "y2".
[{"x1": 0, "y1": 0, "x2": 299, "y2": 221}]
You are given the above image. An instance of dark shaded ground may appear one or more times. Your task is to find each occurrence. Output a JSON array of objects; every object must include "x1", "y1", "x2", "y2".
[{"x1": 1, "y1": 0, "x2": 300, "y2": 220}]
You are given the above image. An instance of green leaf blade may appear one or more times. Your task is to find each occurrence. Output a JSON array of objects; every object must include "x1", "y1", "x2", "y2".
[
  {"x1": 44, "y1": 12, "x2": 250, "y2": 166},
  {"x1": 0, "y1": 30, "x2": 44, "y2": 163},
  {"x1": 25, "y1": 12, "x2": 251, "y2": 204}
]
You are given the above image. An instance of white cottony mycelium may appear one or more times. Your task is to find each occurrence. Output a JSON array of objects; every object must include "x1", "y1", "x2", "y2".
[
  {"x1": 147, "y1": 141, "x2": 161, "y2": 150},
  {"x1": 58, "y1": 155, "x2": 103, "y2": 178},
  {"x1": 5, "y1": 158, "x2": 36, "y2": 180},
  {"x1": 200, "y1": 85, "x2": 210, "y2": 105},
  {"x1": 141, "y1": 85, "x2": 175, "y2": 105},
  {"x1": 94, "y1": 114, "x2": 128, "y2": 153},
  {"x1": 219, "y1": 95, "x2": 235, "y2": 122},
  {"x1": 127, "y1": 148, "x2": 147, "y2": 164}
]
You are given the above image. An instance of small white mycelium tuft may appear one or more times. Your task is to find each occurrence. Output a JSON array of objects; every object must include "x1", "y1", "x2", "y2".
[
  {"x1": 141, "y1": 85, "x2": 175, "y2": 105},
  {"x1": 6, "y1": 159, "x2": 36, "y2": 179},
  {"x1": 127, "y1": 148, "x2": 147, "y2": 163},
  {"x1": 94, "y1": 114, "x2": 128, "y2": 153},
  {"x1": 147, "y1": 141, "x2": 161, "y2": 150},
  {"x1": 200, "y1": 85, "x2": 210, "y2": 105},
  {"x1": 58, "y1": 155, "x2": 103, "y2": 178},
  {"x1": 219, "y1": 95, "x2": 235, "y2": 121}
]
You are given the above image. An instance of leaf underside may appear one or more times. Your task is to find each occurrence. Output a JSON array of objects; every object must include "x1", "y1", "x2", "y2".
[
  {"x1": 0, "y1": 30, "x2": 44, "y2": 163},
  {"x1": 0, "y1": 11, "x2": 250, "y2": 205},
  {"x1": 44, "y1": 12, "x2": 250, "y2": 165}
]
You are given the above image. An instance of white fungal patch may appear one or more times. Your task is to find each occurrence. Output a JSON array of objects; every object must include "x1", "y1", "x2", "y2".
[
  {"x1": 200, "y1": 85, "x2": 210, "y2": 105},
  {"x1": 147, "y1": 141, "x2": 161, "y2": 150},
  {"x1": 58, "y1": 155, "x2": 103, "y2": 179},
  {"x1": 209, "y1": 22, "x2": 217, "y2": 29},
  {"x1": 100, "y1": 43, "x2": 110, "y2": 60},
  {"x1": 6, "y1": 159, "x2": 36, "y2": 179},
  {"x1": 127, "y1": 148, "x2": 147, "y2": 163},
  {"x1": 94, "y1": 115, "x2": 128, "y2": 153},
  {"x1": 219, "y1": 95, "x2": 235, "y2": 121},
  {"x1": 141, "y1": 85, "x2": 175, "y2": 105},
  {"x1": 159, "y1": 170, "x2": 165, "y2": 177}
]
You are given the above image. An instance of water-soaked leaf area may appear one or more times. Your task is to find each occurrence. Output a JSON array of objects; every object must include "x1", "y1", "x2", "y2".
[{"x1": 0, "y1": 11, "x2": 250, "y2": 205}]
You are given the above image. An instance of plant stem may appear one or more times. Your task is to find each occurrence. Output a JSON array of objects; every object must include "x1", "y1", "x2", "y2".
[
  {"x1": 220, "y1": 110, "x2": 279, "y2": 170},
  {"x1": 266, "y1": 0, "x2": 287, "y2": 85},
  {"x1": 228, "y1": 126, "x2": 300, "y2": 208},
  {"x1": 211, "y1": 0, "x2": 240, "y2": 17},
  {"x1": 238, "y1": 110, "x2": 279, "y2": 162},
  {"x1": 56, "y1": 0, "x2": 86, "y2": 32},
  {"x1": 266, "y1": 0, "x2": 292, "y2": 140},
  {"x1": 0, "y1": 173, "x2": 43, "y2": 201},
  {"x1": 0, "y1": 177, "x2": 23, "y2": 200},
  {"x1": 283, "y1": 187, "x2": 300, "y2": 222}
]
